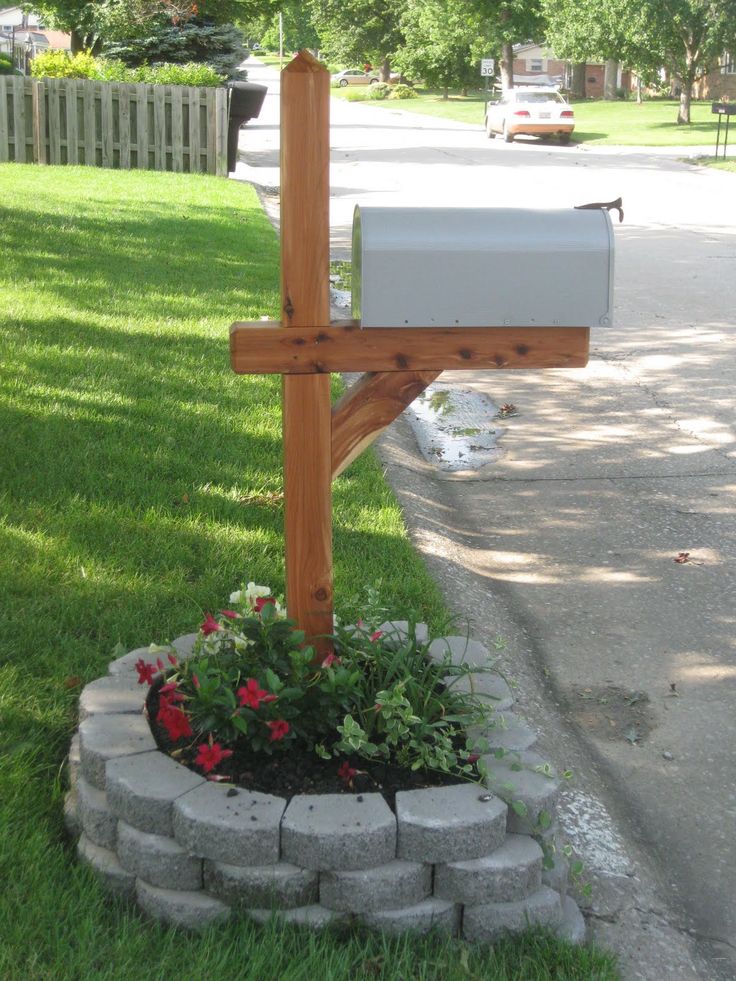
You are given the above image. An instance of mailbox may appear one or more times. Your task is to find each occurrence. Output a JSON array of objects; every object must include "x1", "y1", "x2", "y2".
[{"x1": 352, "y1": 206, "x2": 614, "y2": 328}]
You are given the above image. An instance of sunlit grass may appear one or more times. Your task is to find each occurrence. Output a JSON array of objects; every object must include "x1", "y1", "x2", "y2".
[{"x1": 0, "y1": 164, "x2": 616, "y2": 979}]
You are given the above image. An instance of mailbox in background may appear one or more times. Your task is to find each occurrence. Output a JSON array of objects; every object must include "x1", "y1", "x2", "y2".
[{"x1": 352, "y1": 206, "x2": 614, "y2": 329}]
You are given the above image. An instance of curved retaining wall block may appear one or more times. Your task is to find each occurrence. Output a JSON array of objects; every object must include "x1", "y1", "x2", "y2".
[{"x1": 66, "y1": 629, "x2": 585, "y2": 942}]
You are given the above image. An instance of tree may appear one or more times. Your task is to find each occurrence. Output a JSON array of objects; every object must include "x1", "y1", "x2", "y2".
[
  {"x1": 471, "y1": 0, "x2": 545, "y2": 90},
  {"x1": 396, "y1": 0, "x2": 482, "y2": 97},
  {"x1": 258, "y1": 2, "x2": 319, "y2": 53},
  {"x1": 308, "y1": 0, "x2": 405, "y2": 80},
  {"x1": 544, "y1": 0, "x2": 736, "y2": 122}
]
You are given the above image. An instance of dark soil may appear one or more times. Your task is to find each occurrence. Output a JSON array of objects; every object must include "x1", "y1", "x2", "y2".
[{"x1": 146, "y1": 683, "x2": 468, "y2": 811}]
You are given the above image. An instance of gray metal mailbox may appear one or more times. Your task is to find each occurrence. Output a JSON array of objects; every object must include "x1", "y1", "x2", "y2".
[{"x1": 351, "y1": 206, "x2": 614, "y2": 328}]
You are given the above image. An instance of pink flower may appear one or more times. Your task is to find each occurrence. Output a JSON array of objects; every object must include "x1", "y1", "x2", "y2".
[
  {"x1": 220, "y1": 609, "x2": 240, "y2": 620},
  {"x1": 135, "y1": 659, "x2": 157, "y2": 686},
  {"x1": 167, "y1": 653, "x2": 178, "y2": 665},
  {"x1": 159, "y1": 682, "x2": 184, "y2": 707},
  {"x1": 192, "y1": 673, "x2": 200, "y2": 689},
  {"x1": 369, "y1": 630, "x2": 383, "y2": 643},
  {"x1": 237, "y1": 678, "x2": 277, "y2": 711},
  {"x1": 467, "y1": 754, "x2": 480, "y2": 764},
  {"x1": 195, "y1": 742, "x2": 233, "y2": 774},
  {"x1": 337, "y1": 761, "x2": 357, "y2": 784},
  {"x1": 266, "y1": 719, "x2": 290, "y2": 741},
  {"x1": 157, "y1": 704, "x2": 192, "y2": 741},
  {"x1": 200, "y1": 613, "x2": 222, "y2": 636},
  {"x1": 321, "y1": 653, "x2": 341, "y2": 668}
]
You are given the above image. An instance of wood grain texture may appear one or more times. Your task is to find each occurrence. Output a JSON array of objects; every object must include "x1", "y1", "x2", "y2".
[
  {"x1": 332, "y1": 370, "x2": 440, "y2": 478},
  {"x1": 30, "y1": 79, "x2": 44, "y2": 164},
  {"x1": 280, "y1": 51, "x2": 333, "y2": 649},
  {"x1": 65, "y1": 79, "x2": 78, "y2": 164},
  {"x1": 230, "y1": 321, "x2": 590, "y2": 373}
]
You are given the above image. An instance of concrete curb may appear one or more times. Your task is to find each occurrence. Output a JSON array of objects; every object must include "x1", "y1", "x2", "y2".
[{"x1": 64, "y1": 630, "x2": 584, "y2": 940}]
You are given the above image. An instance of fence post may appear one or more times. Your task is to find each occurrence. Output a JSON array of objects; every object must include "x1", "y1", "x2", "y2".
[
  {"x1": 0, "y1": 77, "x2": 8, "y2": 162},
  {"x1": 31, "y1": 78, "x2": 45, "y2": 163},
  {"x1": 215, "y1": 86, "x2": 228, "y2": 177}
]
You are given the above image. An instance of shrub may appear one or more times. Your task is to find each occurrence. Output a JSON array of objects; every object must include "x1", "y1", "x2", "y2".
[
  {"x1": 389, "y1": 83, "x2": 417, "y2": 100},
  {"x1": 367, "y1": 81, "x2": 390, "y2": 100},
  {"x1": 30, "y1": 51, "x2": 223, "y2": 87},
  {"x1": 135, "y1": 61, "x2": 223, "y2": 87},
  {"x1": 0, "y1": 52, "x2": 13, "y2": 74},
  {"x1": 104, "y1": 19, "x2": 247, "y2": 79},
  {"x1": 341, "y1": 88, "x2": 369, "y2": 101}
]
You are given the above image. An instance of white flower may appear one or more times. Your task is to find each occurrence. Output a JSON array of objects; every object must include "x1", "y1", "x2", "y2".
[
  {"x1": 148, "y1": 643, "x2": 171, "y2": 655},
  {"x1": 229, "y1": 589, "x2": 243, "y2": 604}
]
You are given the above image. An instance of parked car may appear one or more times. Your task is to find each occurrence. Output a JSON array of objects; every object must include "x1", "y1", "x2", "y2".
[
  {"x1": 484, "y1": 87, "x2": 574, "y2": 144},
  {"x1": 331, "y1": 68, "x2": 379, "y2": 87}
]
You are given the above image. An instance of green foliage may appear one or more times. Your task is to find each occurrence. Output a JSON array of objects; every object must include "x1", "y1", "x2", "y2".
[
  {"x1": 30, "y1": 49, "x2": 223, "y2": 85},
  {"x1": 309, "y1": 0, "x2": 404, "y2": 71},
  {"x1": 367, "y1": 81, "x2": 390, "y2": 99},
  {"x1": 257, "y1": 0, "x2": 319, "y2": 51},
  {"x1": 396, "y1": 0, "x2": 482, "y2": 95},
  {"x1": 388, "y1": 82, "x2": 417, "y2": 99},
  {"x1": 148, "y1": 589, "x2": 497, "y2": 777},
  {"x1": 103, "y1": 18, "x2": 247, "y2": 77}
]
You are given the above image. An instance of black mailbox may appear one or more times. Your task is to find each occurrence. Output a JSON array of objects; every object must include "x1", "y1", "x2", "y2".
[
  {"x1": 227, "y1": 81, "x2": 268, "y2": 173},
  {"x1": 712, "y1": 102, "x2": 736, "y2": 115}
]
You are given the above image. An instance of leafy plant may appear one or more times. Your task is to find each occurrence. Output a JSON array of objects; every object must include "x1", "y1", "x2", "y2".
[
  {"x1": 389, "y1": 83, "x2": 417, "y2": 100},
  {"x1": 367, "y1": 81, "x2": 390, "y2": 100},
  {"x1": 137, "y1": 580, "x2": 499, "y2": 780},
  {"x1": 30, "y1": 49, "x2": 224, "y2": 86},
  {"x1": 104, "y1": 18, "x2": 247, "y2": 79}
]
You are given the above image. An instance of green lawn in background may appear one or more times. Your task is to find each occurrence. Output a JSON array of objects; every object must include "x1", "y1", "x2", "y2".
[
  {"x1": 0, "y1": 164, "x2": 617, "y2": 980},
  {"x1": 332, "y1": 86, "x2": 720, "y2": 147}
]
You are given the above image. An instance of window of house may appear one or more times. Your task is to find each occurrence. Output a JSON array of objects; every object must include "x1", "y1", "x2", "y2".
[
  {"x1": 723, "y1": 53, "x2": 736, "y2": 74},
  {"x1": 529, "y1": 58, "x2": 544, "y2": 72}
]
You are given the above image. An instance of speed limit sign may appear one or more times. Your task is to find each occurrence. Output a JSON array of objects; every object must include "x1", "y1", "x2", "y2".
[{"x1": 480, "y1": 58, "x2": 495, "y2": 76}]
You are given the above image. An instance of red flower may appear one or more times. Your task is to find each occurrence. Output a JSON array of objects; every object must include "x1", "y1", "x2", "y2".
[
  {"x1": 337, "y1": 761, "x2": 357, "y2": 783},
  {"x1": 266, "y1": 719, "x2": 290, "y2": 741},
  {"x1": 467, "y1": 754, "x2": 480, "y2": 764},
  {"x1": 159, "y1": 682, "x2": 185, "y2": 707},
  {"x1": 157, "y1": 704, "x2": 192, "y2": 741},
  {"x1": 369, "y1": 630, "x2": 383, "y2": 643},
  {"x1": 254, "y1": 596, "x2": 276, "y2": 613},
  {"x1": 238, "y1": 678, "x2": 276, "y2": 710},
  {"x1": 220, "y1": 609, "x2": 240, "y2": 619},
  {"x1": 321, "y1": 653, "x2": 341, "y2": 668},
  {"x1": 200, "y1": 613, "x2": 222, "y2": 636},
  {"x1": 192, "y1": 673, "x2": 200, "y2": 689},
  {"x1": 167, "y1": 652, "x2": 178, "y2": 665},
  {"x1": 135, "y1": 659, "x2": 157, "y2": 686},
  {"x1": 195, "y1": 742, "x2": 233, "y2": 774}
]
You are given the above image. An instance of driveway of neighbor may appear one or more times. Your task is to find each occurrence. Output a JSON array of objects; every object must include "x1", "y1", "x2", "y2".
[{"x1": 236, "y1": 60, "x2": 735, "y2": 981}]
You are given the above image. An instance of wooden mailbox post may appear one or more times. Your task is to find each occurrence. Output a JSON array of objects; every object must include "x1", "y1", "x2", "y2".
[{"x1": 230, "y1": 51, "x2": 589, "y2": 649}]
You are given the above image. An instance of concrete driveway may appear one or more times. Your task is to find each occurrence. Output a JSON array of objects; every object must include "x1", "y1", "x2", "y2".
[{"x1": 236, "y1": 59, "x2": 735, "y2": 980}]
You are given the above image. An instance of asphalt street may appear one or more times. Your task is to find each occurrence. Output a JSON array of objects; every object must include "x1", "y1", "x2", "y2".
[{"x1": 236, "y1": 58, "x2": 736, "y2": 980}]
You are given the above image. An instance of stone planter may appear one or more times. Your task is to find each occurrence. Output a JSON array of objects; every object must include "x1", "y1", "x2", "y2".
[{"x1": 65, "y1": 624, "x2": 585, "y2": 942}]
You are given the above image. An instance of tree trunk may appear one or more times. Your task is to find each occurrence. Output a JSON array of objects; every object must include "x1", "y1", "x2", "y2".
[
  {"x1": 443, "y1": 86, "x2": 449, "y2": 100},
  {"x1": 636, "y1": 75, "x2": 642, "y2": 104},
  {"x1": 379, "y1": 57, "x2": 390, "y2": 83},
  {"x1": 603, "y1": 59, "x2": 618, "y2": 100},
  {"x1": 500, "y1": 40, "x2": 514, "y2": 90},
  {"x1": 571, "y1": 62, "x2": 586, "y2": 99},
  {"x1": 677, "y1": 83, "x2": 692, "y2": 124}
]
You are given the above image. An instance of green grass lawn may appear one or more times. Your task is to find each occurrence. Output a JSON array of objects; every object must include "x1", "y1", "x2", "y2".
[
  {"x1": 333, "y1": 86, "x2": 720, "y2": 146},
  {"x1": 0, "y1": 164, "x2": 617, "y2": 980}
]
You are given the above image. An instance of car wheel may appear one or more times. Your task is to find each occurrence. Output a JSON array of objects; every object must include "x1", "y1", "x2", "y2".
[
  {"x1": 369, "y1": 78, "x2": 379, "y2": 84},
  {"x1": 339, "y1": 79, "x2": 348, "y2": 87},
  {"x1": 485, "y1": 117, "x2": 495, "y2": 139},
  {"x1": 559, "y1": 133, "x2": 571, "y2": 145},
  {"x1": 503, "y1": 121, "x2": 514, "y2": 143}
]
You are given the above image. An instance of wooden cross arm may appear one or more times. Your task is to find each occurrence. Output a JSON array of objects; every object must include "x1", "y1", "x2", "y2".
[{"x1": 230, "y1": 320, "x2": 589, "y2": 374}]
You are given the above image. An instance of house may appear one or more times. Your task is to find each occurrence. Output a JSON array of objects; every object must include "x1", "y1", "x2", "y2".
[
  {"x1": 693, "y1": 54, "x2": 736, "y2": 100},
  {"x1": 512, "y1": 43, "x2": 631, "y2": 98},
  {"x1": 0, "y1": 6, "x2": 70, "y2": 58}
]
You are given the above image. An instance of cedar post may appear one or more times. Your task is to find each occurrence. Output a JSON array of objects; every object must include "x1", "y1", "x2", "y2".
[{"x1": 280, "y1": 52, "x2": 333, "y2": 648}]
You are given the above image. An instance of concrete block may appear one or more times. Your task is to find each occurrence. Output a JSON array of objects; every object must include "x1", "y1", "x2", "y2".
[
  {"x1": 320, "y1": 860, "x2": 431, "y2": 913},
  {"x1": 376, "y1": 621, "x2": 430, "y2": 646},
  {"x1": 68, "y1": 733, "x2": 80, "y2": 790},
  {"x1": 77, "y1": 833, "x2": 136, "y2": 900},
  {"x1": 483, "y1": 752, "x2": 560, "y2": 835},
  {"x1": 117, "y1": 820, "x2": 202, "y2": 891},
  {"x1": 427, "y1": 636, "x2": 491, "y2": 668},
  {"x1": 172, "y1": 782, "x2": 285, "y2": 866},
  {"x1": 471, "y1": 711, "x2": 538, "y2": 753},
  {"x1": 77, "y1": 775, "x2": 118, "y2": 850},
  {"x1": 64, "y1": 789, "x2": 81, "y2": 838},
  {"x1": 434, "y1": 834, "x2": 543, "y2": 905},
  {"x1": 281, "y1": 793, "x2": 396, "y2": 871},
  {"x1": 361, "y1": 898, "x2": 459, "y2": 936},
  {"x1": 204, "y1": 860, "x2": 318, "y2": 909},
  {"x1": 396, "y1": 784, "x2": 506, "y2": 863},
  {"x1": 108, "y1": 634, "x2": 198, "y2": 679},
  {"x1": 136, "y1": 879, "x2": 230, "y2": 930},
  {"x1": 78, "y1": 714, "x2": 157, "y2": 790},
  {"x1": 558, "y1": 895, "x2": 586, "y2": 944},
  {"x1": 450, "y1": 671, "x2": 514, "y2": 712},
  {"x1": 78, "y1": 674, "x2": 144, "y2": 722},
  {"x1": 542, "y1": 852, "x2": 569, "y2": 899},
  {"x1": 462, "y1": 885, "x2": 564, "y2": 942},
  {"x1": 106, "y1": 750, "x2": 205, "y2": 836},
  {"x1": 246, "y1": 904, "x2": 345, "y2": 929}
]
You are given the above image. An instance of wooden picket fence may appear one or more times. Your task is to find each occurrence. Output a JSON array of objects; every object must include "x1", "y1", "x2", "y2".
[{"x1": 0, "y1": 75, "x2": 229, "y2": 175}]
